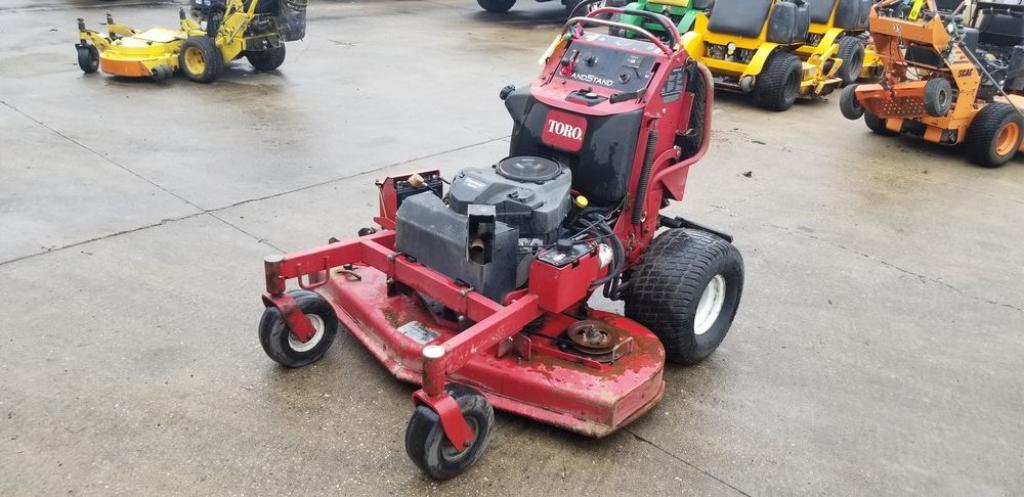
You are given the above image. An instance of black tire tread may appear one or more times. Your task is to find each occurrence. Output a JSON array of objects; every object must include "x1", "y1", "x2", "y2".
[
  {"x1": 966, "y1": 102, "x2": 1023, "y2": 168},
  {"x1": 864, "y1": 110, "x2": 897, "y2": 136},
  {"x1": 836, "y1": 36, "x2": 865, "y2": 85},
  {"x1": 754, "y1": 51, "x2": 802, "y2": 111},
  {"x1": 405, "y1": 384, "x2": 495, "y2": 480},
  {"x1": 78, "y1": 45, "x2": 99, "y2": 74},
  {"x1": 923, "y1": 78, "x2": 953, "y2": 118},
  {"x1": 258, "y1": 289, "x2": 338, "y2": 368},
  {"x1": 625, "y1": 229, "x2": 743, "y2": 365},
  {"x1": 179, "y1": 36, "x2": 224, "y2": 83},
  {"x1": 839, "y1": 84, "x2": 864, "y2": 120},
  {"x1": 477, "y1": 0, "x2": 516, "y2": 12},
  {"x1": 246, "y1": 45, "x2": 287, "y2": 71}
]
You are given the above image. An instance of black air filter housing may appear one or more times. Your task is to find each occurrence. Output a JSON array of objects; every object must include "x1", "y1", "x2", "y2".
[
  {"x1": 447, "y1": 156, "x2": 572, "y2": 241},
  {"x1": 395, "y1": 193, "x2": 518, "y2": 302}
]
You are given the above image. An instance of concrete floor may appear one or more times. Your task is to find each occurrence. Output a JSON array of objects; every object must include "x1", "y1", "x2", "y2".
[{"x1": 1, "y1": 1, "x2": 1022, "y2": 496}]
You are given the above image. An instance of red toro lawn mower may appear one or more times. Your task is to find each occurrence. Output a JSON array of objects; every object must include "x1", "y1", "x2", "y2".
[{"x1": 258, "y1": 8, "x2": 743, "y2": 479}]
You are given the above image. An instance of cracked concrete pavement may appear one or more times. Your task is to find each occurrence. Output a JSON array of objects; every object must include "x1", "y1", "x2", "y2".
[{"x1": 1, "y1": 1, "x2": 1022, "y2": 496}]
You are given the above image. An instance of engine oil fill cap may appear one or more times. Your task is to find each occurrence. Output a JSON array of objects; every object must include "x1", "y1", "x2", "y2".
[{"x1": 495, "y1": 156, "x2": 563, "y2": 183}]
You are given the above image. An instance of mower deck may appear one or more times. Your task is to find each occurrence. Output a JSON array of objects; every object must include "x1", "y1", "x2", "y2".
[
  {"x1": 321, "y1": 267, "x2": 666, "y2": 436},
  {"x1": 267, "y1": 230, "x2": 667, "y2": 437},
  {"x1": 96, "y1": 29, "x2": 185, "y2": 77}
]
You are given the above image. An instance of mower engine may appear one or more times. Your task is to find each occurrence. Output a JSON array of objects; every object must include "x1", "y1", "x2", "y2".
[{"x1": 396, "y1": 157, "x2": 576, "y2": 302}]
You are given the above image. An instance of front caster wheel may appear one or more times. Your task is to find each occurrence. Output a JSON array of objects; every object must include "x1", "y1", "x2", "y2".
[
  {"x1": 258, "y1": 290, "x2": 338, "y2": 368},
  {"x1": 626, "y1": 229, "x2": 744, "y2": 365},
  {"x1": 77, "y1": 45, "x2": 99, "y2": 73},
  {"x1": 405, "y1": 384, "x2": 495, "y2": 480}
]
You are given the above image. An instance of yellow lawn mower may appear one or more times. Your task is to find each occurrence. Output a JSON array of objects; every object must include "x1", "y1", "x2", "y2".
[
  {"x1": 795, "y1": 0, "x2": 879, "y2": 84},
  {"x1": 75, "y1": 0, "x2": 307, "y2": 83},
  {"x1": 682, "y1": 0, "x2": 850, "y2": 110}
]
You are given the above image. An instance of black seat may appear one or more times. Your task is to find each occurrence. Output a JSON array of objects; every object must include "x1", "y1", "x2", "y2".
[
  {"x1": 979, "y1": 10, "x2": 1024, "y2": 47},
  {"x1": 808, "y1": 0, "x2": 837, "y2": 24},
  {"x1": 708, "y1": 0, "x2": 773, "y2": 38},
  {"x1": 834, "y1": 0, "x2": 871, "y2": 30},
  {"x1": 766, "y1": 1, "x2": 811, "y2": 44},
  {"x1": 692, "y1": 0, "x2": 715, "y2": 10}
]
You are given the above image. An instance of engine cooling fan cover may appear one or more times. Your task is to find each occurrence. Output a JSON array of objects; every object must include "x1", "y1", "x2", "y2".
[{"x1": 495, "y1": 155, "x2": 563, "y2": 183}]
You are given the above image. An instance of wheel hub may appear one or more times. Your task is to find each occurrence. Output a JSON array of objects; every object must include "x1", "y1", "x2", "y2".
[
  {"x1": 288, "y1": 313, "x2": 325, "y2": 352},
  {"x1": 694, "y1": 274, "x2": 726, "y2": 336}
]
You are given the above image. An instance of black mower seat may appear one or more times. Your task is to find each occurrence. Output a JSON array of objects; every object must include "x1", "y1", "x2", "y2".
[
  {"x1": 692, "y1": 0, "x2": 715, "y2": 10},
  {"x1": 834, "y1": 0, "x2": 871, "y2": 30},
  {"x1": 766, "y1": 1, "x2": 811, "y2": 44},
  {"x1": 808, "y1": 0, "x2": 838, "y2": 24},
  {"x1": 979, "y1": 10, "x2": 1024, "y2": 47},
  {"x1": 708, "y1": 0, "x2": 773, "y2": 38}
]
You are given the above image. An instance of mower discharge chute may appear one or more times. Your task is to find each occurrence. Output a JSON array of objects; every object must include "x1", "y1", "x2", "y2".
[
  {"x1": 682, "y1": 0, "x2": 857, "y2": 110},
  {"x1": 257, "y1": 8, "x2": 744, "y2": 479},
  {"x1": 840, "y1": 0, "x2": 1024, "y2": 167},
  {"x1": 75, "y1": 0, "x2": 307, "y2": 83}
]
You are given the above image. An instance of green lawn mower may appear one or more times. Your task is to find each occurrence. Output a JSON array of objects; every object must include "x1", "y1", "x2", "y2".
[{"x1": 616, "y1": 0, "x2": 714, "y2": 35}]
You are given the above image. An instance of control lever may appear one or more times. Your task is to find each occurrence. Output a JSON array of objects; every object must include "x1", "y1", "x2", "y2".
[
  {"x1": 499, "y1": 85, "x2": 516, "y2": 100},
  {"x1": 609, "y1": 89, "x2": 644, "y2": 103}
]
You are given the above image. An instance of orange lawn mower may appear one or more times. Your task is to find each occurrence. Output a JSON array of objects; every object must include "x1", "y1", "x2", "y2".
[{"x1": 839, "y1": 0, "x2": 1024, "y2": 167}]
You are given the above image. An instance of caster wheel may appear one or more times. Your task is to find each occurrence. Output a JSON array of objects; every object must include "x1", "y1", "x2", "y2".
[
  {"x1": 405, "y1": 384, "x2": 495, "y2": 480},
  {"x1": 839, "y1": 84, "x2": 865, "y2": 120},
  {"x1": 150, "y1": 64, "x2": 172, "y2": 82},
  {"x1": 77, "y1": 45, "x2": 99, "y2": 73},
  {"x1": 258, "y1": 290, "x2": 338, "y2": 368}
]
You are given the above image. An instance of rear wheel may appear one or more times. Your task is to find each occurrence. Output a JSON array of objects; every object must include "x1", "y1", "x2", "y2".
[
  {"x1": 839, "y1": 84, "x2": 865, "y2": 120},
  {"x1": 477, "y1": 0, "x2": 516, "y2": 12},
  {"x1": 77, "y1": 45, "x2": 99, "y2": 73},
  {"x1": 966, "y1": 102, "x2": 1023, "y2": 168},
  {"x1": 405, "y1": 384, "x2": 495, "y2": 480},
  {"x1": 835, "y1": 36, "x2": 865, "y2": 85},
  {"x1": 246, "y1": 45, "x2": 287, "y2": 71},
  {"x1": 864, "y1": 109, "x2": 897, "y2": 136},
  {"x1": 625, "y1": 229, "x2": 744, "y2": 365},
  {"x1": 179, "y1": 36, "x2": 224, "y2": 83},
  {"x1": 753, "y1": 52, "x2": 802, "y2": 112}
]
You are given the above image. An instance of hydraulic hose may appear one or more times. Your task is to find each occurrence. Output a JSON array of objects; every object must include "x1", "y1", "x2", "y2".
[{"x1": 631, "y1": 125, "x2": 658, "y2": 225}]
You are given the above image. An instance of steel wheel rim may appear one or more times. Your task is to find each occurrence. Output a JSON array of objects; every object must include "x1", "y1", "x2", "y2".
[
  {"x1": 184, "y1": 46, "x2": 206, "y2": 74},
  {"x1": 996, "y1": 121, "x2": 1020, "y2": 156},
  {"x1": 694, "y1": 274, "x2": 726, "y2": 336},
  {"x1": 287, "y1": 313, "x2": 325, "y2": 352}
]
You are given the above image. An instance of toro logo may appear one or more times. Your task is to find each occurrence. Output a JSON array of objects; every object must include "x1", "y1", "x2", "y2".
[{"x1": 542, "y1": 110, "x2": 588, "y2": 152}]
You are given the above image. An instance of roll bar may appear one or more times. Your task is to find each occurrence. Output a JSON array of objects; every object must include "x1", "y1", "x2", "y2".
[{"x1": 566, "y1": 7, "x2": 683, "y2": 56}]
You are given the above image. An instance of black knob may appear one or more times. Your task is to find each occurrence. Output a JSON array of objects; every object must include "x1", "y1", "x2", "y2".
[
  {"x1": 499, "y1": 85, "x2": 516, "y2": 101},
  {"x1": 556, "y1": 239, "x2": 575, "y2": 253}
]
